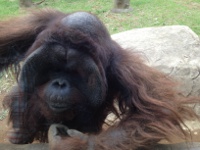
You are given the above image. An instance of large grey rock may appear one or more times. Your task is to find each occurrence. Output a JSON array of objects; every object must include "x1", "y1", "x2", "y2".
[{"x1": 112, "y1": 25, "x2": 200, "y2": 98}]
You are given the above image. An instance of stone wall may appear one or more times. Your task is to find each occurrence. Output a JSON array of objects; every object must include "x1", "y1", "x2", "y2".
[{"x1": 112, "y1": 25, "x2": 200, "y2": 114}]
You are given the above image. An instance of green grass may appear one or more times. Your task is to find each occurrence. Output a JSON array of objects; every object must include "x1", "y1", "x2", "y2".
[
  {"x1": 0, "y1": 0, "x2": 19, "y2": 17},
  {"x1": 0, "y1": 0, "x2": 200, "y2": 35}
]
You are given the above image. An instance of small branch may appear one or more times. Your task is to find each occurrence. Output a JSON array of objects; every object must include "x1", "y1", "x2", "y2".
[{"x1": 34, "y1": 0, "x2": 45, "y2": 5}]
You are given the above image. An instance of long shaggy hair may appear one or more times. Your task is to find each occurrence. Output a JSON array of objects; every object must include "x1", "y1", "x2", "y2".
[{"x1": 0, "y1": 9, "x2": 198, "y2": 149}]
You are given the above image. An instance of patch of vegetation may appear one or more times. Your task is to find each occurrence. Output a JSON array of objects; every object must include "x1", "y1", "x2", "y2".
[
  {"x1": 0, "y1": 0, "x2": 200, "y2": 34},
  {"x1": 0, "y1": 109, "x2": 9, "y2": 121}
]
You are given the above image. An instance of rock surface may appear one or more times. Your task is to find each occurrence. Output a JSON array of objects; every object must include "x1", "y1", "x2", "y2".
[
  {"x1": 112, "y1": 25, "x2": 200, "y2": 114},
  {"x1": 112, "y1": 25, "x2": 200, "y2": 96}
]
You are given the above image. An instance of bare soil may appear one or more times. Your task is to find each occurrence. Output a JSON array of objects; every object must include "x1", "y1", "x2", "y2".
[{"x1": 0, "y1": 92, "x2": 9, "y2": 143}]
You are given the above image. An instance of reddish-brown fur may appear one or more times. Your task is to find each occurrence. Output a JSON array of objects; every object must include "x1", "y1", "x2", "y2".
[{"x1": 0, "y1": 9, "x2": 198, "y2": 149}]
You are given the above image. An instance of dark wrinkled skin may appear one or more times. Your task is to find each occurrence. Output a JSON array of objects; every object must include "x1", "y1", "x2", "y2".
[{"x1": 3, "y1": 11, "x2": 110, "y2": 144}]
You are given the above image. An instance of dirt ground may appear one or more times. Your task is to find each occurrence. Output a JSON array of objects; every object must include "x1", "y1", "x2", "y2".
[
  {"x1": 0, "y1": 92, "x2": 9, "y2": 143},
  {"x1": 0, "y1": 117, "x2": 9, "y2": 143}
]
